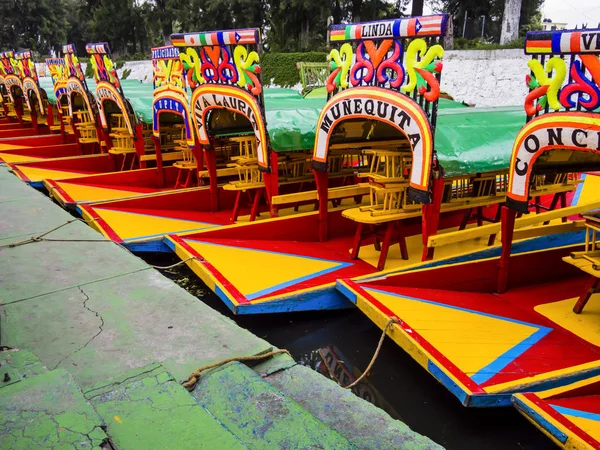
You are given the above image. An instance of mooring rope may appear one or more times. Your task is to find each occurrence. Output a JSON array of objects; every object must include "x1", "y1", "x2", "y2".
[
  {"x1": 182, "y1": 348, "x2": 292, "y2": 391},
  {"x1": 0, "y1": 217, "x2": 106, "y2": 249},
  {"x1": 150, "y1": 257, "x2": 197, "y2": 270},
  {"x1": 342, "y1": 317, "x2": 399, "y2": 390}
]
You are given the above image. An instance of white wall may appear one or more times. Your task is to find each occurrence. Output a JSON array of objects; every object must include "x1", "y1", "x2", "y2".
[
  {"x1": 441, "y1": 49, "x2": 529, "y2": 107},
  {"x1": 115, "y1": 48, "x2": 529, "y2": 107}
]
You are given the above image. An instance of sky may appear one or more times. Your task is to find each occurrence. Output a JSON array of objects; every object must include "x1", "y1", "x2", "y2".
[
  {"x1": 541, "y1": 0, "x2": 600, "y2": 28},
  {"x1": 421, "y1": 0, "x2": 600, "y2": 29}
]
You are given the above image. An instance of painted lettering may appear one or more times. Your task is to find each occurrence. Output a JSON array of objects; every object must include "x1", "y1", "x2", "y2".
[
  {"x1": 524, "y1": 135, "x2": 540, "y2": 153},
  {"x1": 547, "y1": 128, "x2": 563, "y2": 146},
  {"x1": 515, "y1": 158, "x2": 528, "y2": 176},
  {"x1": 572, "y1": 129, "x2": 588, "y2": 147}
]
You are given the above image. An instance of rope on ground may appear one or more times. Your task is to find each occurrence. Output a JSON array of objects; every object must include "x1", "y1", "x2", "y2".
[
  {"x1": 182, "y1": 348, "x2": 292, "y2": 391},
  {"x1": 343, "y1": 317, "x2": 399, "y2": 390},
  {"x1": 150, "y1": 257, "x2": 196, "y2": 270},
  {"x1": 0, "y1": 217, "x2": 104, "y2": 249}
]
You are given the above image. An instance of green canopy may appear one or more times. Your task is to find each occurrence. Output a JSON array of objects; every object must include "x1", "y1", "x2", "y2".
[
  {"x1": 39, "y1": 75, "x2": 524, "y2": 176},
  {"x1": 435, "y1": 106, "x2": 524, "y2": 176}
]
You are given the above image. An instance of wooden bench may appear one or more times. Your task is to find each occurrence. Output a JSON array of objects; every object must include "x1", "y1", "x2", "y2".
[{"x1": 563, "y1": 213, "x2": 600, "y2": 314}]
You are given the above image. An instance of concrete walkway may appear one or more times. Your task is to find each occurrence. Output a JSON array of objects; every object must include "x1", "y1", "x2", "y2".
[{"x1": 0, "y1": 165, "x2": 442, "y2": 449}]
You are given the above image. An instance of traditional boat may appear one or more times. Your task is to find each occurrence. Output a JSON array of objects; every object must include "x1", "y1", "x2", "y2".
[
  {"x1": 336, "y1": 26, "x2": 600, "y2": 418},
  {"x1": 6, "y1": 44, "x2": 171, "y2": 187},
  {"x1": 77, "y1": 28, "x2": 336, "y2": 249},
  {"x1": 160, "y1": 15, "x2": 582, "y2": 314},
  {"x1": 0, "y1": 50, "x2": 59, "y2": 138}
]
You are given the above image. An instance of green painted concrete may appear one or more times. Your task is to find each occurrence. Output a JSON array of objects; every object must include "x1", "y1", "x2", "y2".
[
  {"x1": 0, "y1": 165, "x2": 443, "y2": 449},
  {"x1": 193, "y1": 361, "x2": 356, "y2": 449},
  {"x1": 268, "y1": 364, "x2": 443, "y2": 450},
  {"x1": 0, "y1": 369, "x2": 108, "y2": 449},
  {"x1": 0, "y1": 350, "x2": 48, "y2": 389},
  {"x1": 86, "y1": 363, "x2": 248, "y2": 449}
]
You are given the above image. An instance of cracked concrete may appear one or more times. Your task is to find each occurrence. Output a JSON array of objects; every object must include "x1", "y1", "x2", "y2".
[
  {"x1": 0, "y1": 369, "x2": 107, "y2": 449},
  {"x1": 0, "y1": 165, "x2": 442, "y2": 449},
  {"x1": 52, "y1": 287, "x2": 105, "y2": 371}
]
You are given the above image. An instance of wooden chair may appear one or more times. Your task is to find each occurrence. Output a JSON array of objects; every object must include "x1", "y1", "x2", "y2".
[
  {"x1": 74, "y1": 110, "x2": 98, "y2": 144},
  {"x1": 172, "y1": 128, "x2": 198, "y2": 188},
  {"x1": 223, "y1": 136, "x2": 265, "y2": 222}
]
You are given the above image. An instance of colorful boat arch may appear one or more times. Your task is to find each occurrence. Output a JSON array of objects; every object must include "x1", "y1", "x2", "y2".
[
  {"x1": 63, "y1": 44, "x2": 95, "y2": 118},
  {"x1": 4, "y1": 74, "x2": 22, "y2": 103},
  {"x1": 151, "y1": 45, "x2": 195, "y2": 147},
  {"x1": 86, "y1": 42, "x2": 135, "y2": 136},
  {"x1": 15, "y1": 51, "x2": 45, "y2": 115},
  {"x1": 45, "y1": 58, "x2": 68, "y2": 105},
  {"x1": 507, "y1": 112, "x2": 600, "y2": 212},
  {"x1": 190, "y1": 84, "x2": 268, "y2": 166},
  {"x1": 171, "y1": 28, "x2": 269, "y2": 169},
  {"x1": 312, "y1": 86, "x2": 433, "y2": 200}
]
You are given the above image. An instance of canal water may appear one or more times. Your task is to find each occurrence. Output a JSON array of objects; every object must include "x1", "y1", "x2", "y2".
[{"x1": 143, "y1": 253, "x2": 553, "y2": 450}]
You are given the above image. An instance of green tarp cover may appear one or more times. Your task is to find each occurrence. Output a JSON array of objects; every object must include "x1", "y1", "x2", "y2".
[
  {"x1": 37, "y1": 76, "x2": 524, "y2": 175},
  {"x1": 435, "y1": 106, "x2": 524, "y2": 176}
]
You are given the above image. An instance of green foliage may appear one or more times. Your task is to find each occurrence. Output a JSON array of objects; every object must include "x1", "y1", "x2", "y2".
[
  {"x1": 262, "y1": 52, "x2": 328, "y2": 87},
  {"x1": 84, "y1": 60, "x2": 94, "y2": 78},
  {"x1": 121, "y1": 68, "x2": 132, "y2": 79},
  {"x1": 0, "y1": 0, "x2": 68, "y2": 54}
]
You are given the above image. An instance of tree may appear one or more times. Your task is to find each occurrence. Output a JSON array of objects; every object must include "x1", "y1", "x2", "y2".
[
  {"x1": 411, "y1": 0, "x2": 424, "y2": 17},
  {"x1": 500, "y1": 0, "x2": 522, "y2": 44}
]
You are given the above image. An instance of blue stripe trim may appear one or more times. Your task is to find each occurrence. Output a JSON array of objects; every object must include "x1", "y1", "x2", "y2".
[
  {"x1": 512, "y1": 396, "x2": 569, "y2": 444},
  {"x1": 122, "y1": 226, "x2": 217, "y2": 243},
  {"x1": 551, "y1": 33, "x2": 562, "y2": 53},
  {"x1": 217, "y1": 32, "x2": 225, "y2": 45},
  {"x1": 572, "y1": 174, "x2": 586, "y2": 206},
  {"x1": 552, "y1": 405, "x2": 600, "y2": 422},
  {"x1": 336, "y1": 280, "x2": 357, "y2": 304},
  {"x1": 182, "y1": 240, "x2": 353, "y2": 300},
  {"x1": 363, "y1": 287, "x2": 553, "y2": 385},
  {"x1": 471, "y1": 326, "x2": 551, "y2": 384},
  {"x1": 427, "y1": 360, "x2": 469, "y2": 405},
  {"x1": 246, "y1": 262, "x2": 351, "y2": 300}
]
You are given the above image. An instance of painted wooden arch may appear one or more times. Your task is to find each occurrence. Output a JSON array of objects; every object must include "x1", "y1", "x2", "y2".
[
  {"x1": 96, "y1": 81, "x2": 134, "y2": 136},
  {"x1": 22, "y1": 77, "x2": 45, "y2": 115},
  {"x1": 190, "y1": 84, "x2": 269, "y2": 168},
  {"x1": 507, "y1": 112, "x2": 600, "y2": 212},
  {"x1": 152, "y1": 89, "x2": 195, "y2": 147},
  {"x1": 312, "y1": 86, "x2": 434, "y2": 202},
  {"x1": 4, "y1": 74, "x2": 23, "y2": 103},
  {"x1": 66, "y1": 78, "x2": 95, "y2": 118}
]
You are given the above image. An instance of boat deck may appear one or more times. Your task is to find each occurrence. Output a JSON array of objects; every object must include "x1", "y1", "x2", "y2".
[
  {"x1": 513, "y1": 375, "x2": 600, "y2": 448},
  {"x1": 0, "y1": 142, "x2": 82, "y2": 164},
  {"x1": 165, "y1": 205, "x2": 533, "y2": 314},
  {"x1": 338, "y1": 245, "x2": 600, "y2": 407},
  {"x1": 45, "y1": 166, "x2": 192, "y2": 208},
  {"x1": 8, "y1": 154, "x2": 116, "y2": 187}
]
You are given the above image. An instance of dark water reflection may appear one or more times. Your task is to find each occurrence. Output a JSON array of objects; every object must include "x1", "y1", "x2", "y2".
[{"x1": 147, "y1": 254, "x2": 553, "y2": 450}]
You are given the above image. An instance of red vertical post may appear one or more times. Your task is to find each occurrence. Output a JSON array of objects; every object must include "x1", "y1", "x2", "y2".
[
  {"x1": 134, "y1": 123, "x2": 146, "y2": 168},
  {"x1": 205, "y1": 148, "x2": 219, "y2": 212},
  {"x1": 30, "y1": 107, "x2": 39, "y2": 135},
  {"x1": 152, "y1": 136, "x2": 165, "y2": 188},
  {"x1": 46, "y1": 104, "x2": 55, "y2": 128},
  {"x1": 421, "y1": 176, "x2": 445, "y2": 261},
  {"x1": 265, "y1": 152, "x2": 279, "y2": 217},
  {"x1": 315, "y1": 169, "x2": 329, "y2": 242},
  {"x1": 497, "y1": 206, "x2": 516, "y2": 293}
]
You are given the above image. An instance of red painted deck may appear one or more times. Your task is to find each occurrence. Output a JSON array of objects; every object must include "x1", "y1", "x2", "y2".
[
  {"x1": 339, "y1": 243, "x2": 600, "y2": 406},
  {"x1": 513, "y1": 376, "x2": 600, "y2": 448}
]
